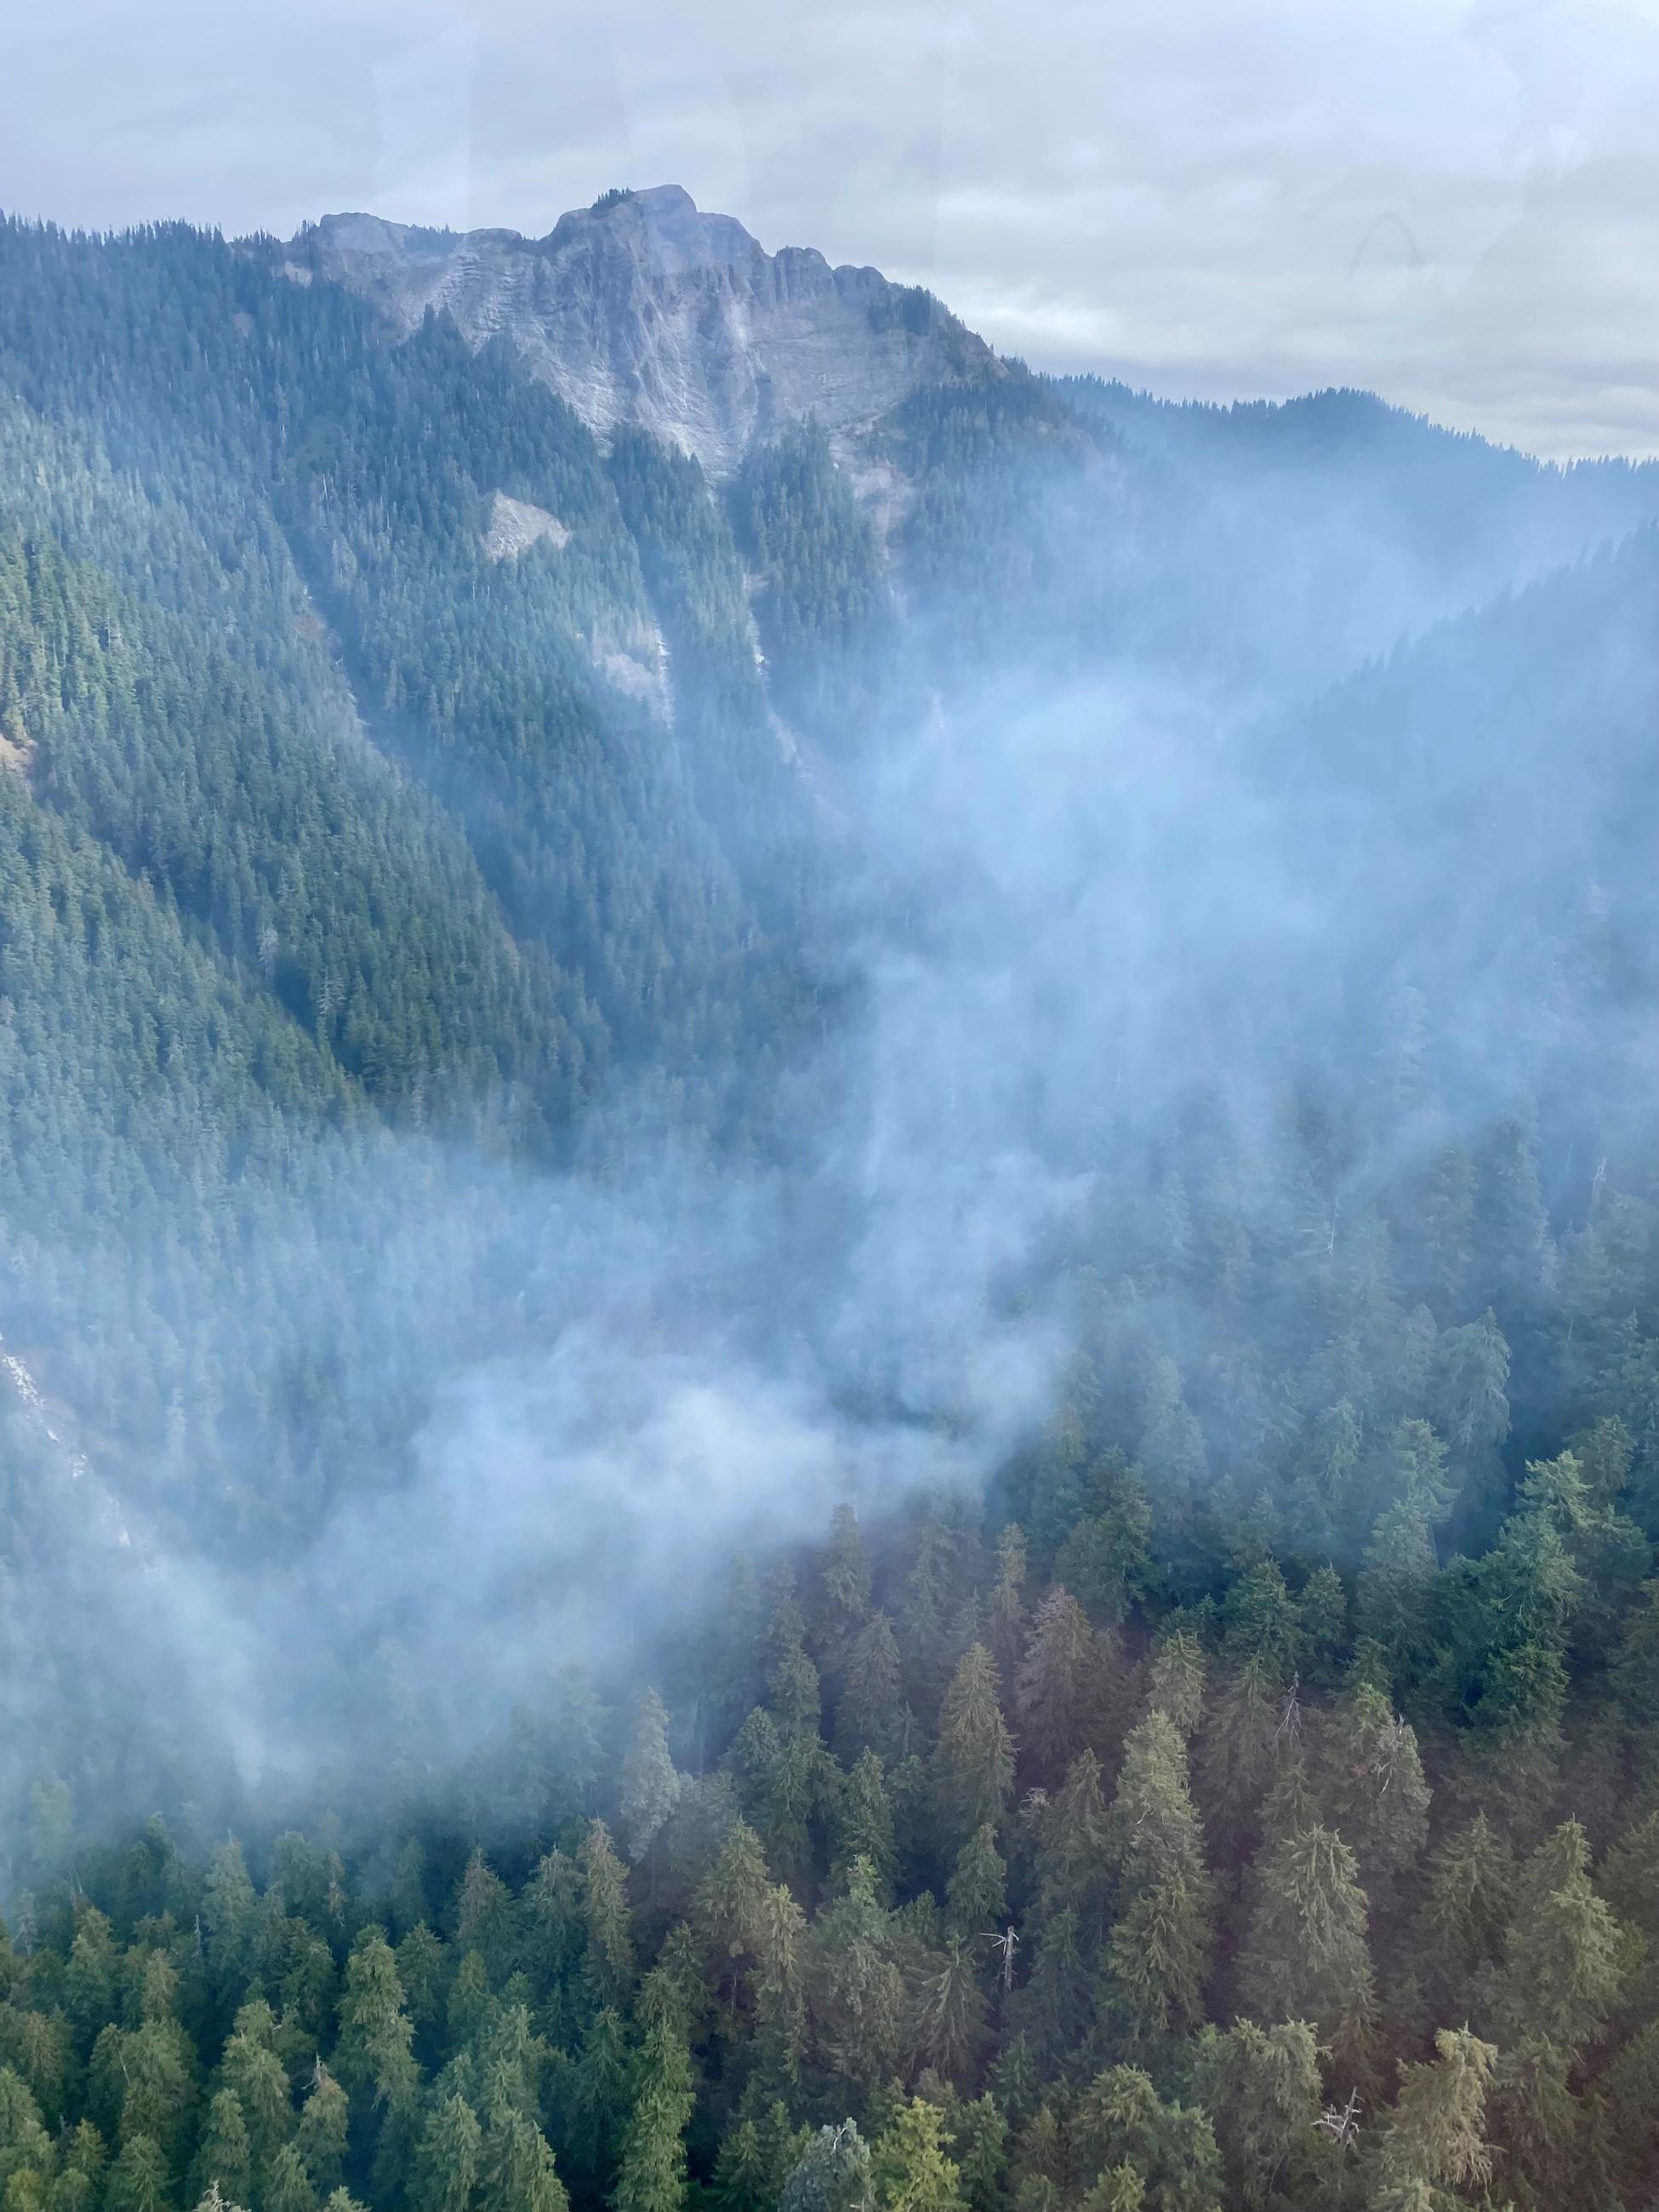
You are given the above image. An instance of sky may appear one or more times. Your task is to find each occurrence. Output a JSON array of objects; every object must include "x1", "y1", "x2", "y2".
[{"x1": 5, "y1": 0, "x2": 1659, "y2": 459}]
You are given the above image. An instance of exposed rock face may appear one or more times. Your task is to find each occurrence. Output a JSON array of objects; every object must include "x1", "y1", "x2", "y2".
[
  {"x1": 482, "y1": 491, "x2": 570, "y2": 561},
  {"x1": 294, "y1": 185, "x2": 1003, "y2": 476}
]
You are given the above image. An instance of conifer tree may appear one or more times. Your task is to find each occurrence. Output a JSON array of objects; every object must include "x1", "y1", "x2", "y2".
[
  {"x1": 946, "y1": 1825, "x2": 1008, "y2": 1936},
  {"x1": 911, "y1": 1936, "x2": 990, "y2": 2089},
  {"x1": 904, "y1": 1508, "x2": 961, "y2": 1713},
  {"x1": 219, "y1": 2001, "x2": 293, "y2": 2171},
  {"x1": 1010, "y1": 2100, "x2": 1070, "y2": 2212},
  {"x1": 949, "y1": 2098, "x2": 1006, "y2": 2212},
  {"x1": 477, "y1": 2103, "x2": 568, "y2": 2212},
  {"x1": 1139, "y1": 1360, "x2": 1210, "y2": 1582},
  {"x1": 818, "y1": 1504, "x2": 873, "y2": 1674},
  {"x1": 751, "y1": 1878, "x2": 810, "y2": 2091},
  {"x1": 106, "y1": 2136, "x2": 168, "y2": 2212},
  {"x1": 578, "y1": 1824, "x2": 636, "y2": 2008},
  {"x1": 201, "y1": 1843, "x2": 259, "y2": 2020},
  {"x1": 1073, "y1": 2067, "x2": 1223, "y2": 2212},
  {"x1": 562, "y1": 2010, "x2": 631, "y2": 2203},
  {"x1": 832, "y1": 1752, "x2": 899, "y2": 1899},
  {"x1": 837, "y1": 1615, "x2": 909, "y2": 1764},
  {"x1": 1010, "y1": 1909, "x2": 1092, "y2": 2071},
  {"x1": 64, "y1": 1913, "x2": 121, "y2": 2058},
  {"x1": 295, "y1": 2068, "x2": 349, "y2": 2200},
  {"x1": 1599, "y1": 1803, "x2": 1659, "y2": 1948},
  {"x1": 1430, "y1": 1308, "x2": 1512, "y2": 1516},
  {"x1": 1078, "y1": 2168, "x2": 1144, "y2": 2212},
  {"x1": 1029, "y1": 1360, "x2": 1096, "y2": 1565},
  {"x1": 1411, "y1": 1813, "x2": 1514, "y2": 2021},
  {"x1": 1366, "y1": 2030, "x2": 1496, "y2": 2210},
  {"x1": 933, "y1": 1645, "x2": 1016, "y2": 1854},
  {"x1": 871, "y1": 2101, "x2": 965, "y2": 2212},
  {"x1": 1014, "y1": 1592, "x2": 1095, "y2": 1781},
  {"x1": 1104, "y1": 1886, "x2": 1211, "y2": 2056},
  {"x1": 1481, "y1": 2036, "x2": 1588, "y2": 2212},
  {"x1": 1354, "y1": 1502, "x2": 1439, "y2": 1685},
  {"x1": 1102, "y1": 1714, "x2": 1214, "y2": 2046},
  {"x1": 1315, "y1": 1679, "x2": 1430, "y2": 1897},
  {"x1": 778, "y1": 2121, "x2": 869, "y2": 2212},
  {"x1": 414, "y1": 2095, "x2": 482, "y2": 2212},
  {"x1": 620, "y1": 1690, "x2": 682, "y2": 1863},
  {"x1": 1194, "y1": 1658, "x2": 1285, "y2": 1858},
  {"x1": 334, "y1": 1931, "x2": 419, "y2": 2108},
  {"x1": 1053, "y1": 1453, "x2": 1152, "y2": 1628},
  {"x1": 191, "y1": 2095, "x2": 251, "y2": 2211},
  {"x1": 767, "y1": 1628, "x2": 824, "y2": 1742},
  {"x1": 613, "y1": 2016, "x2": 693, "y2": 2212},
  {"x1": 1190, "y1": 2021, "x2": 1324, "y2": 2212},
  {"x1": 1595, "y1": 2018, "x2": 1659, "y2": 2204},
  {"x1": 805, "y1": 1861, "x2": 908, "y2": 2095},
  {"x1": 1034, "y1": 1748, "x2": 1109, "y2": 1934},
  {"x1": 987, "y1": 1529, "x2": 1029, "y2": 1688},
  {"x1": 1609, "y1": 1575, "x2": 1659, "y2": 1769},
  {"x1": 1221, "y1": 1559, "x2": 1301, "y2": 1679},
  {"x1": 700, "y1": 1560, "x2": 767, "y2": 1747},
  {"x1": 454, "y1": 1853, "x2": 516, "y2": 1980},
  {"x1": 265, "y1": 2144, "x2": 320, "y2": 2212},
  {"x1": 711, "y1": 2110, "x2": 793, "y2": 2212},
  {"x1": 1493, "y1": 1820, "x2": 1628, "y2": 2054},
  {"x1": 1288, "y1": 1400, "x2": 1363, "y2": 1555},
  {"x1": 1237, "y1": 1826, "x2": 1374, "y2": 2072},
  {"x1": 1297, "y1": 1563, "x2": 1350, "y2": 1687},
  {"x1": 693, "y1": 1817, "x2": 772, "y2": 2016},
  {"x1": 1142, "y1": 1628, "x2": 1207, "y2": 1741},
  {"x1": 519, "y1": 1851, "x2": 584, "y2": 2006}
]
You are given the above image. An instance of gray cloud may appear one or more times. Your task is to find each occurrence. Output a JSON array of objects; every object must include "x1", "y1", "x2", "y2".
[{"x1": 3, "y1": 6, "x2": 1658, "y2": 437}]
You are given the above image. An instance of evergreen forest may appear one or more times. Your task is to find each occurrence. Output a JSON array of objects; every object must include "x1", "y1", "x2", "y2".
[{"x1": 0, "y1": 208, "x2": 1657, "y2": 2211}]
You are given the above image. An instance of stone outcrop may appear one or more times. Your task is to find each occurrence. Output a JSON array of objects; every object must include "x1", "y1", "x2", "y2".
[
  {"x1": 482, "y1": 492, "x2": 571, "y2": 561},
  {"x1": 293, "y1": 185, "x2": 1004, "y2": 476}
]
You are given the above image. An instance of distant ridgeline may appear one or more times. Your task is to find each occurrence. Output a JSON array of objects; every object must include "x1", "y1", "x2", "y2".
[{"x1": 2, "y1": 197, "x2": 1659, "y2": 2211}]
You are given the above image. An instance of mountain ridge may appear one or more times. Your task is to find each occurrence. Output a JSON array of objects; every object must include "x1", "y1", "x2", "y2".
[{"x1": 290, "y1": 183, "x2": 1006, "y2": 476}]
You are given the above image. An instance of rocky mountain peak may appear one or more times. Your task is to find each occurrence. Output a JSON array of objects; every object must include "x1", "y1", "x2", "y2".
[{"x1": 294, "y1": 186, "x2": 1003, "y2": 476}]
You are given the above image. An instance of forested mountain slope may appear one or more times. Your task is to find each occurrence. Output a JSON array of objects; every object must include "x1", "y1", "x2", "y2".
[
  {"x1": 1057, "y1": 377, "x2": 1659, "y2": 695},
  {"x1": 1, "y1": 197, "x2": 1659, "y2": 2212}
]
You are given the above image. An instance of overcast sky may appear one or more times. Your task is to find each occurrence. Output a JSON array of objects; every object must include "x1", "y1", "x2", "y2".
[{"x1": 6, "y1": 0, "x2": 1659, "y2": 458}]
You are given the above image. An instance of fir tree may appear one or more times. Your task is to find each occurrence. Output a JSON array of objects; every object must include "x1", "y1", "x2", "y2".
[
  {"x1": 1014, "y1": 1593, "x2": 1095, "y2": 1782},
  {"x1": 778, "y1": 2121, "x2": 869, "y2": 2212},
  {"x1": 871, "y1": 2101, "x2": 965, "y2": 2212},
  {"x1": 1237, "y1": 1826, "x2": 1375, "y2": 2072},
  {"x1": 1367, "y1": 2030, "x2": 1496, "y2": 2209},
  {"x1": 837, "y1": 1616, "x2": 909, "y2": 1765},
  {"x1": 612, "y1": 2017, "x2": 693, "y2": 2212},
  {"x1": 1493, "y1": 1820, "x2": 1628, "y2": 2054},
  {"x1": 945, "y1": 1826, "x2": 1008, "y2": 1937},
  {"x1": 620, "y1": 1691, "x2": 682, "y2": 1864},
  {"x1": 933, "y1": 1647, "x2": 1017, "y2": 1854},
  {"x1": 578, "y1": 1826, "x2": 636, "y2": 2008},
  {"x1": 832, "y1": 1752, "x2": 899, "y2": 1899},
  {"x1": 414, "y1": 2095, "x2": 482, "y2": 2212}
]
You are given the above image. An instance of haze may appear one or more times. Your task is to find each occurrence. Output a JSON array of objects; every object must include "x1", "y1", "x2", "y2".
[{"x1": 6, "y1": 0, "x2": 1659, "y2": 457}]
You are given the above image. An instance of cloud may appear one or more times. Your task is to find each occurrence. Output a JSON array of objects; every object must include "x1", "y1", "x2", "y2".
[{"x1": 5, "y1": 0, "x2": 1659, "y2": 454}]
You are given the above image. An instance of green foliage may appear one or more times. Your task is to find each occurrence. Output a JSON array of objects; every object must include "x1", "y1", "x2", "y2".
[
  {"x1": 8, "y1": 188, "x2": 1659, "y2": 2212},
  {"x1": 730, "y1": 424, "x2": 895, "y2": 751},
  {"x1": 612, "y1": 2018, "x2": 693, "y2": 2212}
]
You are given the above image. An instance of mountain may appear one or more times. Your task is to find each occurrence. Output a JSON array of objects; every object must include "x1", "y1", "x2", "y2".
[
  {"x1": 294, "y1": 184, "x2": 1003, "y2": 476},
  {"x1": 3, "y1": 191, "x2": 1659, "y2": 2212},
  {"x1": 1058, "y1": 374, "x2": 1659, "y2": 696}
]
